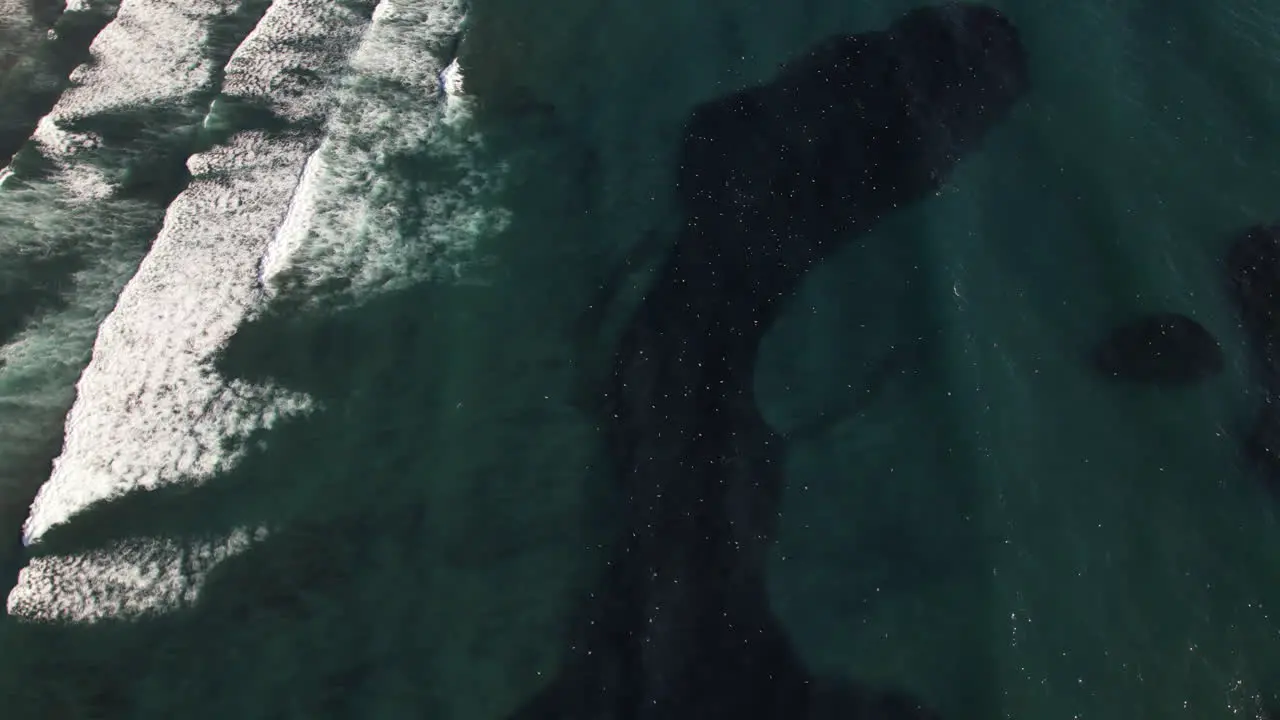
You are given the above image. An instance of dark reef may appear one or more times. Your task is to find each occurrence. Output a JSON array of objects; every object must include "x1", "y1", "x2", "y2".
[
  {"x1": 510, "y1": 4, "x2": 1029, "y2": 719},
  {"x1": 1090, "y1": 312, "x2": 1223, "y2": 385}
]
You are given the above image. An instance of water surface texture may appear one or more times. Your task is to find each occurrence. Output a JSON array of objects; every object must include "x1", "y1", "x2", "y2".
[{"x1": 2, "y1": 0, "x2": 1280, "y2": 718}]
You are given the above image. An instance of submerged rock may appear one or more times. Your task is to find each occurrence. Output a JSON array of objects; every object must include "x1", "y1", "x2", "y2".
[{"x1": 1091, "y1": 312, "x2": 1223, "y2": 385}]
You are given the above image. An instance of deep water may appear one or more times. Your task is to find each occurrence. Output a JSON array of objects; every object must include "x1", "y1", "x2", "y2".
[{"x1": 1, "y1": 0, "x2": 1280, "y2": 719}]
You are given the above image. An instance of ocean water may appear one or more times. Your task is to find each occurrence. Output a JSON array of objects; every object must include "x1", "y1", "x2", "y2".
[{"x1": 1, "y1": 0, "x2": 1279, "y2": 718}]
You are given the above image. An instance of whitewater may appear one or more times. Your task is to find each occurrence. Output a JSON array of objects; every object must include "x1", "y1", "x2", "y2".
[{"x1": 2, "y1": 0, "x2": 1280, "y2": 719}]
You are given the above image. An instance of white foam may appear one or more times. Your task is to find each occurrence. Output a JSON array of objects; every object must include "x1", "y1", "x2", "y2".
[
  {"x1": 10, "y1": 0, "x2": 378, "y2": 622},
  {"x1": 258, "y1": 0, "x2": 504, "y2": 309},
  {"x1": 60, "y1": 0, "x2": 230, "y2": 118},
  {"x1": 0, "y1": 0, "x2": 281, "y2": 502},
  {"x1": 7, "y1": 527, "x2": 266, "y2": 622},
  {"x1": 0, "y1": 0, "x2": 279, "y2": 596},
  {"x1": 66, "y1": 0, "x2": 117, "y2": 11},
  {"x1": 0, "y1": 184, "x2": 156, "y2": 516},
  {"x1": 30, "y1": 0, "x2": 255, "y2": 193}
]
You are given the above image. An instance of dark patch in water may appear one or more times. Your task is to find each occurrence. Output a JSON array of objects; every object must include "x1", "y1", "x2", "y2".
[
  {"x1": 1090, "y1": 312, "x2": 1223, "y2": 385},
  {"x1": 26, "y1": 0, "x2": 65, "y2": 28},
  {"x1": 1227, "y1": 224, "x2": 1280, "y2": 387},
  {"x1": 0, "y1": 251, "x2": 84, "y2": 348},
  {"x1": 1224, "y1": 224, "x2": 1280, "y2": 489},
  {"x1": 510, "y1": 4, "x2": 1029, "y2": 719}
]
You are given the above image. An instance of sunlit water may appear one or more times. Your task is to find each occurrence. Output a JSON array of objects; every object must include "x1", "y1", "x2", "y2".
[{"x1": 2, "y1": 0, "x2": 1280, "y2": 718}]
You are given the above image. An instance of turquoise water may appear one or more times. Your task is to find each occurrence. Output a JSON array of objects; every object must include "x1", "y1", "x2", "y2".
[{"x1": 1, "y1": 0, "x2": 1280, "y2": 718}]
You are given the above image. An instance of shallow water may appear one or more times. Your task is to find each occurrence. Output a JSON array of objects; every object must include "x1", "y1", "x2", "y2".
[{"x1": 1, "y1": 0, "x2": 1280, "y2": 718}]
